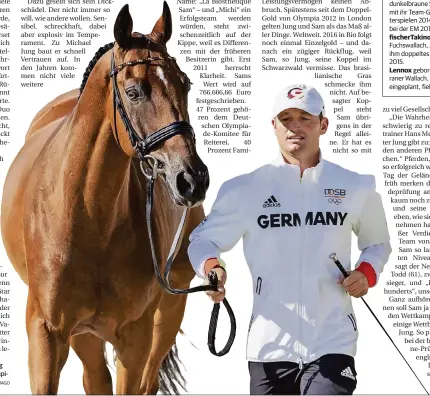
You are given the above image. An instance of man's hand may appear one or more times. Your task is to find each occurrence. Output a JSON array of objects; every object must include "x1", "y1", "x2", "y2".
[
  {"x1": 204, "y1": 267, "x2": 227, "y2": 303},
  {"x1": 338, "y1": 270, "x2": 369, "y2": 298}
]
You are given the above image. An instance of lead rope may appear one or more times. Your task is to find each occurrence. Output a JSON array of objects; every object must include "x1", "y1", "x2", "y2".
[
  {"x1": 144, "y1": 168, "x2": 236, "y2": 357},
  {"x1": 329, "y1": 253, "x2": 429, "y2": 395}
]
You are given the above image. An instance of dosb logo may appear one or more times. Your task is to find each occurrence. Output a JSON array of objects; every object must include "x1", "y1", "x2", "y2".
[
  {"x1": 324, "y1": 189, "x2": 346, "y2": 197},
  {"x1": 324, "y1": 189, "x2": 346, "y2": 205}
]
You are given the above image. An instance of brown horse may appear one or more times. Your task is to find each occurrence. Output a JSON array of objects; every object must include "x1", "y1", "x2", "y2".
[{"x1": 0, "y1": 3, "x2": 209, "y2": 394}]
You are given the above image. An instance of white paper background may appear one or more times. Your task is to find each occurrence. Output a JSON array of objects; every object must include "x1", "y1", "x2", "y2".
[{"x1": 0, "y1": 0, "x2": 427, "y2": 394}]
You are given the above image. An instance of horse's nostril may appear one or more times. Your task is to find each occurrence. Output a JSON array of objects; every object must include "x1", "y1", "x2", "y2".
[
  {"x1": 176, "y1": 171, "x2": 195, "y2": 198},
  {"x1": 176, "y1": 166, "x2": 209, "y2": 202}
]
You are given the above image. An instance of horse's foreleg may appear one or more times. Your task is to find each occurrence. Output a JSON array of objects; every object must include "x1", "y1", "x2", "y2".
[
  {"x1": 70, "y1": 333, "x2": 113, "y2": 395},
  {"x1": 26, "y1": 293, "x2": 70, "y2": 395},
  {"x1": 115, "y1": 295, "x2": 160, "y2": 395},
  {"x1": 139, "y1": 291, "x2": 189, "y2": 395},
  {"x1": 140, "y1": 236, "x2": 196, "y2": 395}
]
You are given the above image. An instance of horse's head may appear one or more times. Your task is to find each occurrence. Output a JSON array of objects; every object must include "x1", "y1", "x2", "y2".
[{"x1": 110, "y1": 3, "x2": 209, "y2": 207}]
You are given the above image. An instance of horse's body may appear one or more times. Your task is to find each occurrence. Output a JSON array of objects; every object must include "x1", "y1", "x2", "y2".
[{"x1": 1, "y1": 4, "x2": 207, "y2": 394}]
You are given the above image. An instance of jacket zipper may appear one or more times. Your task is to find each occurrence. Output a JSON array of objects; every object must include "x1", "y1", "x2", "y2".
[{"x1": 298, "y1": 171, "x2": 305, "y2": 369}]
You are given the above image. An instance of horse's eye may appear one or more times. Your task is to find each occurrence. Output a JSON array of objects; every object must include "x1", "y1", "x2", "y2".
[{"x1": 125, "y1": 88, "x2": 140, "y2": 101}]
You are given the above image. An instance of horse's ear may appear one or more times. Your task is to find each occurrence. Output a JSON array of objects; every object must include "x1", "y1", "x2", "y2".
[
  {"x1": 114, "y1": 4, "x2": 133, "y2": 48},
  {"x1": 150, "y1": 1, "x2": 172, "y2": 44}
]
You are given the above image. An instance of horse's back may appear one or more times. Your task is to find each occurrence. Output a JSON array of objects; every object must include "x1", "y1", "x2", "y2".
[{"x1": 1, "y1": 89, "x2": 79, "y2": 283}]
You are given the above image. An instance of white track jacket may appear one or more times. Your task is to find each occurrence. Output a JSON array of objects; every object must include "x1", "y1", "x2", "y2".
[{"x1": 187, "y1": 155, "x2": 392, "y2": 364}]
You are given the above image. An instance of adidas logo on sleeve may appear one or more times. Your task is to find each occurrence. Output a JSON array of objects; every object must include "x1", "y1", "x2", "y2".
[
  {"x1": 263, "y1": 195, "x2": 281, "y2": 208},
  {"x1": 340, "y1": 367, "x2": 356, "y2": 381}
]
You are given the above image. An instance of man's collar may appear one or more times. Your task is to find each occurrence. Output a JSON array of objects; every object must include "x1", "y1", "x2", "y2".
[{"x1": 272, "y1": 150, "x2": 324, "y2": 182}]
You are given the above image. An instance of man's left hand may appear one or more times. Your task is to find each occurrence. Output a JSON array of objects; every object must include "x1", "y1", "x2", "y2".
[{"x1": 337, "y1": 270, "x2": 369, "y2": 298}]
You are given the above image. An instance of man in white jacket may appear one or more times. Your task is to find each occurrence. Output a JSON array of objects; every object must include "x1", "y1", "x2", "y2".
[{"x1": 187, "y1": 84, "x2": 391, "y2": 395}]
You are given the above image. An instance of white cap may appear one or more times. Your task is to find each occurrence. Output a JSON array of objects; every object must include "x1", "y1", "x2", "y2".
[{"x1": 272, "y1": 84, "x2": 326, "y2": 119}]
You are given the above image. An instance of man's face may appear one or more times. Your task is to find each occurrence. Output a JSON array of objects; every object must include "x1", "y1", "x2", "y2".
[{"x1": 272, "y1": 108, "x2": 328, "y2": 158}]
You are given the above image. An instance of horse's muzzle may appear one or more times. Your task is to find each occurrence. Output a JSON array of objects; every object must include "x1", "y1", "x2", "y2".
[{"x1": 175, "y1": 165, "x2": 209, "y2": 206}]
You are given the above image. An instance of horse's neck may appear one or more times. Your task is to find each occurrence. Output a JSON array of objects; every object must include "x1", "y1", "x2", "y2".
[
  {"x1": 55, "y1": 54, "x2": 184, "y2": 253},
  {"x1": 58, "y1": 73, "x2": 132, "y2": 233}
]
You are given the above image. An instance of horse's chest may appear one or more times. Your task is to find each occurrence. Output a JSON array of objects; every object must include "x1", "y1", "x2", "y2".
[
  {"x1": 91, "y1": 248, "x2": 156, "y2": 306},
  {"x1": 31, "y1": 208, "x2": 176, "y2": 332},
  {"x1": 36, "y1": 246, "x2": 158, "y2": 330}
]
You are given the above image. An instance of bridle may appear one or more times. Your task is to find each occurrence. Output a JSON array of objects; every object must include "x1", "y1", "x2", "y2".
[
  {"x1": 109, "y1": 50, "x2": 195, "y2": 177},
  {"x1": 109, "y1": 49, "x2": 236, "y2": 357}
]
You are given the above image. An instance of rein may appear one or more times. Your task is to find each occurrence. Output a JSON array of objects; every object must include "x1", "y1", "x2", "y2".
[{"x1": 110, "y1": 50, "x2": 236, "y2": 357}]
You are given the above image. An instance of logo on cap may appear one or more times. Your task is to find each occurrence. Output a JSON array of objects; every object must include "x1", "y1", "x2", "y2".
[{"x1": 287, "y1": 87, "x2": 304, "y2": 99}]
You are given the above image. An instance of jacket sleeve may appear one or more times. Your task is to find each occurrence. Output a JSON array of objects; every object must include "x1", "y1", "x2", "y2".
[
  {"x1": 187, "y1": 179, "x2": 247, "y2": 278},
  {"x1": 352, "y1": 177, "x2": 392, "y2": 284}
]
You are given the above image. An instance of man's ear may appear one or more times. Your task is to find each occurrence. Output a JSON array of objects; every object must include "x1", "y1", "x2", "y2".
[{"x1": 320, "y1": 117, "x2": 329, "y2": 136}]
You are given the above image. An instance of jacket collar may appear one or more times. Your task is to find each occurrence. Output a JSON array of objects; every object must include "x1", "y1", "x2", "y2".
[{"x1": 271, "y1": 150, "x2": 324, "y2": 183}]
